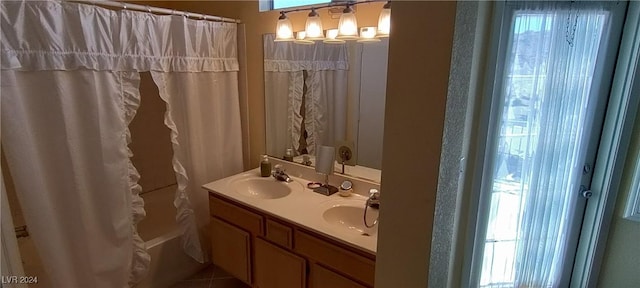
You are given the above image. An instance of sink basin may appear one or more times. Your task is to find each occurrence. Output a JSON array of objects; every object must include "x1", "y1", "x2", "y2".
[
  {"x1": 322, "y1": 205, "x2": 378, "y2": 236},
  {"x1": 231, "y1": 177, "x2": 296, "y2": 199}
]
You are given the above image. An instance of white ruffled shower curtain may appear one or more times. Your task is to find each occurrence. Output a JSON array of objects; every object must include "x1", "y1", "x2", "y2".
[
  {"x1": 151, "y1": 71, "x2": 243, "y2": 262},
  {"x1": 263, "y1": 34, "x2": 349, "y2": 157},
  {"x1": 1, "y1": 1, "x2": 241, "y2": 286}
]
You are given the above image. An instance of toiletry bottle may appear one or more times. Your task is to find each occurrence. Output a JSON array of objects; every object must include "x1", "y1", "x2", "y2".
[
  {"x1": 260, "y1": 155, "x2": 271, "y2": 177},
  {"x1": 283, "y1": 148, "x2": 294, "y2": 162}
]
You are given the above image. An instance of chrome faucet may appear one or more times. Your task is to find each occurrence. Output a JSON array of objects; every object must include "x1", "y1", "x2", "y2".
[
  {"x1": 366, "y1": 188, "x2": 380, "y2": 209},
  {"x1": 364, "y1": 188, "x2": 380, "y2": 228},
  {"x1": 272, "y1": 164, "x2": 292, "y2": 182}
]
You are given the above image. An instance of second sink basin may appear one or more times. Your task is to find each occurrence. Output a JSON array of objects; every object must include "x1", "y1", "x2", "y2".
[
  {"x1": 231, "y1": 177, "x2": 298, "y2": 199},
  {"x1": 322, "y1": 204, "x2": 378, "y2": 237}
]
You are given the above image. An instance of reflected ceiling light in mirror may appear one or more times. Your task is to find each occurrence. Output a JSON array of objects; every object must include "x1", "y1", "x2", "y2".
[
  {"x1": 275, "y1": 12, "x2": 294, "y2": 41},
  {"x1": 337, "y1": 5, "x2": 358, "y2": 40},
  {"x1": 323, "y1": 29, "x2": 345, "y2": 44},
  {"x1": 376, "y1": 1, "x2": 391, "y2": 38},
  {"x1": 305, "y1": 8, "x2": 324, "y2": 40},
  {"x1": 294, "y1": 31, "x2": 315, "y2": 45},
  {"x1": 357, "y1": 27, "x2": 380, "y2": 43}
]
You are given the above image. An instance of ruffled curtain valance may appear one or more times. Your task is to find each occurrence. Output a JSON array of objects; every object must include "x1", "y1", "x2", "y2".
[
  {"x1": 0, "y1": 1, "x2": 238, "y2": 72},
  {"x1": 263, "y1": 34, "x2": 348, "y2": 72}
]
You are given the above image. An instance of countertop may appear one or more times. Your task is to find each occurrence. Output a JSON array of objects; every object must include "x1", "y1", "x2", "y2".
[{"x1": 202, "y1": 169, "x2": 378, "y2": 255}]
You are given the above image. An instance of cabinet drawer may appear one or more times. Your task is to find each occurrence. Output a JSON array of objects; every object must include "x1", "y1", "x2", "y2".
[
  {"x1": 294, "y1": 230, "x2": 375, "y2": 287},
  {"x1": 265, "y1": 218, "x2": 293, "y2": 249},
  {"x1": 209, "y1": 194, "x2": 263, "y2": 235},
  {"x1": 210, "y1": 217, "x2": 252, "y2": 285},
  {"x1": 310, "y1": 263, "x2": 368, "y2": 288}
]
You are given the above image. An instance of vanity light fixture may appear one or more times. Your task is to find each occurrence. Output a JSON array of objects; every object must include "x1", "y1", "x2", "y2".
[
  {"x1": 274, "y1": 0, "x2": 390, "y2": 43},
  {"x1": 305, "y1": 8, "x2": 324, "y2": 40},
  {"x1": 336, "y1": 4, "x2": 359, "y2": 39},
  {"x1": 376, "y1": 1, "x2": 391, "y2": 38},
  {"x1": 275, "y1": 11, "x2": 294, "y2": 41}
]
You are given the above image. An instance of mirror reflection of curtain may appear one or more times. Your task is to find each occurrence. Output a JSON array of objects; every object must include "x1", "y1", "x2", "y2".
[{"x1": 264, "y1": 34, "x2": 349, "y2": 157}]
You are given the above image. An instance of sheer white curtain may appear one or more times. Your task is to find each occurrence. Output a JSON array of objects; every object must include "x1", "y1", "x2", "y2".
[
  {"x1": 1, "y1": 0, "x2": 240, "y2": 285},
  {"x1": 477, "y1": 2, "x2": 610, "y2": 287},
  {"x1": 512, "y1": 4, "x2": 607, "y2": 286},
  {"x1": 263, "y1": 34, "x2": 349, "y2": 156}
]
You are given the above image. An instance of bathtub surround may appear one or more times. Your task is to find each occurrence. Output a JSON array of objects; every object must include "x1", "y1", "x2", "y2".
[{"x1": 0, "y1": 1, "x2": 241, "y2": 286}]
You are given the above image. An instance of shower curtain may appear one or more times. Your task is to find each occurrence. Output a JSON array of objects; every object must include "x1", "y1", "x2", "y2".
[
  {"x1": 152, "y1": 71, "x2": 243, "y2": 262},
  {"x1": 1, "y1": 1, "x2": 241, "y2": 286},
  {"x1": 263, "y1": 34, "x2": 349, "y2": 156}
]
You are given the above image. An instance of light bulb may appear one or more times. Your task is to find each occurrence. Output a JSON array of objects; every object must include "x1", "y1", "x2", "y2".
[
  {"x1": 294, "y1": 31, "x2": 314, "y2": 45},
  {"x1": 323, "y1": 29, "x2": 345, "y2": 44},
  {"x1": 305, "y1": 9, "x2": 324, "y2": 40},
  {"x1": 358, "y1": 27, "x2": 380, "y2": 42},
  {"x1": 275, "y1": 12, "x2": 294, "y2": 42},
  {"x1": 337, "y1": 6, "x2": 358, "y2": 39}
]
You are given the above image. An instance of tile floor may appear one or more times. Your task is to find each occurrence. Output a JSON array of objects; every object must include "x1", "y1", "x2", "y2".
[{"x1": 171, "y1": 265, "x2": 248, "y2": 288}]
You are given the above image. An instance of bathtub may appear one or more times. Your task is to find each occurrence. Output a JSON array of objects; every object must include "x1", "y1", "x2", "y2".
[{"x1": 135, "y1": 185, "x2": 207, "y2": 288}]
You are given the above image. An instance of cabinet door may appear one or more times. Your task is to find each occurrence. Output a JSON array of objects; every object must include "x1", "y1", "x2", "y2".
[
  {"x1": 310, "y1": 263, "x2": 368, "y2": 288},
  {"x1": 254, "y1": 237, "x2": 305, "y2": 288},
  {"x1": 211, "y1": 217, "x2": 252, "y2": 285}
]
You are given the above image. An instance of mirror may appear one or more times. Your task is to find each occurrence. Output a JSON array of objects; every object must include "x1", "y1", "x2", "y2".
[{"x1": 263, "y1": 34, "x2": 388, "y2": 183}]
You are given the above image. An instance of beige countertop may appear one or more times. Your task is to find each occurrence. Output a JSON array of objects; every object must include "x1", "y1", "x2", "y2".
[{"x1": 202, "y1": 168, "x2": 378, "y2": 255}]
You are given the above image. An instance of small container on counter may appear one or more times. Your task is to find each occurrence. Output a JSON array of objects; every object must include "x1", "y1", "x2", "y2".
[
  {"x1": 260, "y1": 155, "x2": 271, "y2": 177},
  {"x1": 339, "y1": 181, "x2": 353, "y2": 197}
]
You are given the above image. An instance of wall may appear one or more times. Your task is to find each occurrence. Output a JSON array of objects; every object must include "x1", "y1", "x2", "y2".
[
  {"x1": 376, "y1": 1, "x2": 456, "y2": 287},
  {"x1": 597, "y1": 108, "x2": 640, "y2": 287},
  {"x1": 129, "y1": 72, "x2": 178, "y2": 240},
  {"x1": 130, "y1": 73, "x2": 176, "y2": 196}
]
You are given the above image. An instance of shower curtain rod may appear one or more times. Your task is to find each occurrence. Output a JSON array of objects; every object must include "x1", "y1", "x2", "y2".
[{"x1": 66, "y1": 0, "x2": 242, "y2": 23}]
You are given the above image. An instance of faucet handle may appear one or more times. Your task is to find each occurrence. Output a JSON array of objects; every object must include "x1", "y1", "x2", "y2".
[
  {"x1": 274, "y1": 164, "x2": 284, "y2": 173},
  {"x1": 369, "y1": 188, "x2": 380, "y2": 199}
]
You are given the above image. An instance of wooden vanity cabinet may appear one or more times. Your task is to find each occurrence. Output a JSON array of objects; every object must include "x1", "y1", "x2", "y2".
[{"x1": 208, "y1": 193, "x2": 375, "y2": 288}]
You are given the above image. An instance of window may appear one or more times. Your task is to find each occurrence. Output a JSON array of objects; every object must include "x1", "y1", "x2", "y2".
[
  {"x1": 468, "y1": 1, "x2": 627, "y2": 287},
  {"x1": 274, "y1": 0, "x2": 330, "y2": 9},
  {"x1": 259, "y1": 0, "x2": 331, "y2": 11}
]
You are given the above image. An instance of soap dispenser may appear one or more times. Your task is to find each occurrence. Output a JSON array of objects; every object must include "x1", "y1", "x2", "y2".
[{"x1": 260, "y1": 155, "x2": 271, "y2": 177}]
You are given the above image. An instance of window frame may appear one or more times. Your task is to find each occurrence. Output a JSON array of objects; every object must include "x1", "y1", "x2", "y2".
[{"x1": 624, "y1": 155, "x2": 640, "y2": 221}]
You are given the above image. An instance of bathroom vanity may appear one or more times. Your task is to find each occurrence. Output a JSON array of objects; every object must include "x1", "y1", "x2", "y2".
[{"x1": 203, "y1": 165, "x2": 378, "y2": 288}]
